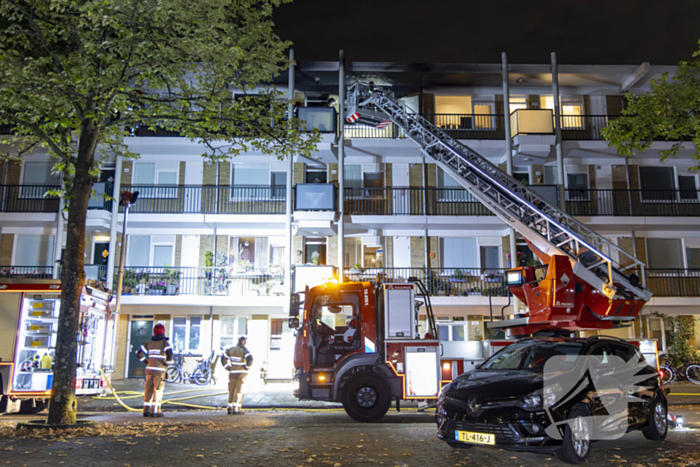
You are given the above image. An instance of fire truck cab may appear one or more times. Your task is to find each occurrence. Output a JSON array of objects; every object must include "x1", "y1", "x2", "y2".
[{"x1": 292, "y1": 279, "x2": 445, "y2": 422}]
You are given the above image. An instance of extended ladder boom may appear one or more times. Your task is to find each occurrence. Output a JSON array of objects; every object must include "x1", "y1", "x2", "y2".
[{"x1": 346, "y1": 82, "x2": 651, "y2": 303}]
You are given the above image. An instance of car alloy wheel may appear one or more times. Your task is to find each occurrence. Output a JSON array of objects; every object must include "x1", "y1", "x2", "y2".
[
  {"x1": 571, "y1": 416, "x2": 590, "y2": 458},
  {"x1": 356, "y1": 386, "x2": 378, "y2": 408},
  {"x1": 654, "y1": 402, "x2": 667, "y2": 436}
]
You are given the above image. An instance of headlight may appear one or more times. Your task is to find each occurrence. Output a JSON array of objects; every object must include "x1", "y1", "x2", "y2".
[
  {"x1": 522, "y1": 391, "x2": 543, "y2": 408},
  {"x1": 543, "y1": 383, "x2": 560, "y2": 407}
]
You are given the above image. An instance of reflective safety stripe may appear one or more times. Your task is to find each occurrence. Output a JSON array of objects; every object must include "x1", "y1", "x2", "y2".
[
  {"x1": 149, "y1": 355, "x2": 166, "y2": 359},
  {"x1": 140, "y1": 345, "x2": 147, "y2": 354},
  {"x1": 229, "y1": 357, "x2": 243, "y2": 362},
  {"x1": 149, "y1": 349, "x2": 162, "y2": 355},
  {"x1": 229, "y1": 361, "x2": 245, "y2": 366},
  {"x1": 163, "y1": 346, "x2": 172, "y2": 351},
  {"x1": 244, "y1": 353, "x2": 252, "y2": 358},
  {"x1": 143, "y1": 402, "x2": 153, "y2": 406},
  {"x1": 146, "y1": 367, "x2": 166, "y2": 372},
  {"x1": 229, "y1": 370, "x2": 247, "y2": 374}
]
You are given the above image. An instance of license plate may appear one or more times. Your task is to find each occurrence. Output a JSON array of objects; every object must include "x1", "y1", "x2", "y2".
[
  {"x1": 82, "y1": 379, "x2": 99, "y2": 389},
  {"x1": 455, "y1": 430, "x2": 495, "y2": 445}
]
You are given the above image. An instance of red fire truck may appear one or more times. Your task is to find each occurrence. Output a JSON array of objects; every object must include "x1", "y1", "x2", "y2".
[{"x1": 0, "y1": 280, "x2": 114, "y2": 414}]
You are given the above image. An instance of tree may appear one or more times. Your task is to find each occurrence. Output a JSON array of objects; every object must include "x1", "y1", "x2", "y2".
[
  {"x1": 0, "y1": 0, "x2": 318, "y2": 425},
  {"x1": 602, "y1": 40, "x2": 700, "y2": 168}
]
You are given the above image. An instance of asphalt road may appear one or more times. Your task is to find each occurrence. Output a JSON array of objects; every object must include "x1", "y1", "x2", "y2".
[{"x1": 2, "y1": 407, "x2": 700, "y2": 467}]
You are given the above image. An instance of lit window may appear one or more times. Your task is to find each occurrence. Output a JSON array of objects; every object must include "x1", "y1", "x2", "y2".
[{"x1": 171, "y1": 316, "x2": 202, "y2": 353}]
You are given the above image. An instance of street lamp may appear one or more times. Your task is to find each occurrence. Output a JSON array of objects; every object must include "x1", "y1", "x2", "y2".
[{"x1": 114, "y1": 191, "x2": 139, "y2": 317}]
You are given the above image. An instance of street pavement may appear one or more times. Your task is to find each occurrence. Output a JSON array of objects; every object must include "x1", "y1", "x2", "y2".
[
  {"x1": 76, "y1": 378, "x2": 700, "y2": 413},
  {"x1": 2, "y1": 407, "x2": 700, "y2": 466}
]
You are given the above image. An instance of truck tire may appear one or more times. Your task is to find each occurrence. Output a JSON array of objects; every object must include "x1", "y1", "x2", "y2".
[
  {"x1": 19, "y1": 399, "x2": 48, "y2": 415},
  {"x1": 342, "y1": 372, "x2": 392, "y2": 422}
]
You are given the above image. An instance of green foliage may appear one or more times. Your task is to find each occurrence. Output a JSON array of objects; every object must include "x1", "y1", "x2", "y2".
[
  {"x1": 602, "y1": 39, "x2": 700, "y2": 168},
  {"x1": 204, "y1": 251, "x2": 214, "y2": 268},
  {"x1": 0, "y1": 0, "x2": 319, "y2": 193},
  {"x1": 651, "y1": 312, "x2": 698, "y2": 366}
]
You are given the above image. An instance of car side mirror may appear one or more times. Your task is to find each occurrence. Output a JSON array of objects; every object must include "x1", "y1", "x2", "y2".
[
  {"x1": 288, "y1": 317, "x2": 300, "y2": 329},
  {"x1": 290, "y1": 293, "x2": 300, "y2": 317}
]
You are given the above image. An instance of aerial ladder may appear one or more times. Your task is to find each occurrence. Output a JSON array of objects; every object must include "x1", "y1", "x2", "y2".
[{"x1": 346, "y1": 82, "x2": 652, "y2": 336}]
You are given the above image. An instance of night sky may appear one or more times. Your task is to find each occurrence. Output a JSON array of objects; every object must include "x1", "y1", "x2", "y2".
[{"x1": 273, "y1": 0, "x2": 700, "y2": 65}]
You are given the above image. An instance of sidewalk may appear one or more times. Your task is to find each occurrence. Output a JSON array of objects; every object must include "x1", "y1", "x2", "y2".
[{"x1": 81, "y1": 377, "x2": 343, "y2": 412}]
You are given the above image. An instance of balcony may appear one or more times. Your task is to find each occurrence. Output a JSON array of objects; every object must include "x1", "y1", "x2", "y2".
[
  {"x1": 344, "y1": 267, "x2": 508, "y2": 297},
  {"x1": 0, "y1": 266, "x2": 54, "y2": 279},
  {"x1": 0, "y1": 185, "x2": 60, "y2": 213},
  {"x1": 119, "y1": 266, "x2": 284, "y2": 297},
  {"x1": 646, "y1": 269, "x2": 700, "y2": 297},
  {"x1": 120, "y1": 185, "x2": 286, "y2": 215},
  {"x1": 566, "y1": 189, "x2": 700, "y2": 217},
  {"x1": 344, "y1": 187, "x2": 492, "y2": 216}
]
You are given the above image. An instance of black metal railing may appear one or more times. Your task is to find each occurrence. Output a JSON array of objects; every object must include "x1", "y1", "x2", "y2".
[
  {"x1": 120, "y1": 185, "x2": 287, "y2": 214},
  {"x1": 344, "y1": 187, "x2": 493, "y2": 216},
  {"x1": 423, "y1": 114, "x2": 506, "y2": 140},
  {"x1": 344, "y1": 267, "x2": 509, "y2": 297},
  {"x1": 566, "y1": 189, "x2": 700, "y2": 217},
  {"x1": 0, "y1": 185, "x2": 60, "y2": 212},
  {"x1": 646, "y1": 269, "x2": 700, "y2": 297},
  {"x1": 118, "y1": 266, "x2": 284, "y2": 297},
  {"x1": 0, "y1": 266, "x2": 54, "y2": 279}
]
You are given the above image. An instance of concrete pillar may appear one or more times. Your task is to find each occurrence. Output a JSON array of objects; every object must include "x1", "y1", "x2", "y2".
[
  {"x1": 551, "y1": 52, "x2": 566, "y2": 213},
  {"x1": 106, "y1": 155, "x2": 123, "y2": 290},
  {"x1": 285, "y1": 49, "x2": 295, "y2": 308},
  {"x1": 338, "y1": 49, "x2": 345, "y2": 281}
]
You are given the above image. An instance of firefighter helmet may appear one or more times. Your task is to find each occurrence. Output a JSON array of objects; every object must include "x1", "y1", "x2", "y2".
[{"x1": 154, "y1": 323, "x2": 165, "y2": 335}]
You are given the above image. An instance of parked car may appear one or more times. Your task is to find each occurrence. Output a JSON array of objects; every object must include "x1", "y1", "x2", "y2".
[{"x1": 436, "y1": 336, "x2": 667, "y2": 464}]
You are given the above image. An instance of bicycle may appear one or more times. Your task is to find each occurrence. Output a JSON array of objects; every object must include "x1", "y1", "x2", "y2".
[
  {"x1": 659, "y1": 359, "x2": 700, "y2": 385},
  {"x1": 165, "y1": 352, "x2": 213, "y2": 386}
]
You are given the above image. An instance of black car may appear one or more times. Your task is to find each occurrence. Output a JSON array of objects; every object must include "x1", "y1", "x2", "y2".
[{"x1": 436, "y1": 336, "x2": 667, "y2": 464}]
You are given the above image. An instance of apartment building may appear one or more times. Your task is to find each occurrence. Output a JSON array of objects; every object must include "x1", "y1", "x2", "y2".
[{"x1": 1, "y1": 60, "x2": 698, "y2": 382}]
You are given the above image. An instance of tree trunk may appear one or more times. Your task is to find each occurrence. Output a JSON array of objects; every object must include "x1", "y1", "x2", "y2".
[{"x1": 47, "y1": 123, "x2": 98, "y2": 425}]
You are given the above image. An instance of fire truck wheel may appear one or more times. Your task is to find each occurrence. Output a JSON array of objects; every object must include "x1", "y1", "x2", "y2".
[
  {"x1": 18, "y1": 399, "x2": 48, "y2": 415},
  {"x1": 342, "y1": 372, "x2": 392, "y2": 422}
]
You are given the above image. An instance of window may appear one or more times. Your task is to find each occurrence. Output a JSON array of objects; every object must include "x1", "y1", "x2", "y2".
[
  {"x1": 133, "y1": 162, "x2": 178, "y2": 198},
  {"x1": 436, "y1": 323, "x2": 469, "y2": 342},
  {"x1": 541, "y1": 95, "x2": 584, "y2": 128},
  {"x1": 437, "y1": 168, "x2": 472, "y2": 201},
  {"x1": 228, "y1": 237, "x2": 269, "y2": 269},
  {"x1": 473, "y1": 103, "x2": 494, "y2": 129},
  {"x1": 271, "y1": 171, "x2": 287, "y2": 199},
  {"x1": 152, "y1": 245, "x2": 173, "y2": 267},
  {"x1": 127, "y1": 236, "x2": 150, "y2": 267},
  {"x1": 544, "y1": 166, "x2": 559, "y2": 185},
  {"x1": 441, "y1": 238, "x2": 477, "y2": 269},
  {"x1": 363, "y1": 172, "x2": 385, "y2": 198},
  {"x1": 20, "y1": 162, "x2": 60, "y2": 198},
  {"x1": 344, "y1": 165, "x2": 362, "y2": 189},
  {"x1": 305, "y1": 169, "x2": 327, "y2": 184},
  {"x1": 647, "y1": 238, "x2": 683, "y2": 270},
  {"x1": 678, "y1": 175, "x2": 698, "y2": 201},
  {"x1": 480, "y1": 246, "x2": 500, "y2": 271},
  {"x1": 509, "y1": 96, "x2": 528, "y2": 114},
  {"x1": 687, "y1": 248, "x2": 700, "y2": 269},
  {"x1": 171, "y1": 316, "x2": 201, "y2": 353},
  {"x1": 270, "y1": 246, "x2": 285, "y2": 268},
  {"x1": 640, "y1": 167, "x2": 674, "y2": 201},
  {"x1": 305, "y1": 239, "x2": 326, "y2": 265},
  {"x1": 14, "y1": 235, "x2": 55, "y2": 266},
  {"x1": 435, "y1": 96, "x2": 472, "y2": 115},
  {"x1": 344, "y1": 237, "x2": 362, "y2": 269},
  {"x1": 231, "y1": 163, "x2": 270, "y2": 200},
  {"x1": 566, "y1": 173, "x2": 589, "y2": 201},
  {"x1": 220, "y1": 316, "x2": 237, "y2": 348}
]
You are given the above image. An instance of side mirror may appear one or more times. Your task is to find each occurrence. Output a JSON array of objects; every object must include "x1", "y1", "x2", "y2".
[
  {"x1": 288, "y1": 317, "x2": 300, "y2": 329},
  {"x1": 290, "y1": 293, "x2": 300, "y2": 317}
]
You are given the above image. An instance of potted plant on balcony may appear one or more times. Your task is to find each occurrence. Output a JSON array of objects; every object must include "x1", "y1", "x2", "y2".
[
  {"x1": 134, "y1": 270, "x2": 148, "y2": 295},
  {"x1": 450, "y1": 269, "x2": 467, "y2": 283},
  {"x1": 349, "y1": 263, "x2": 365, "y2": 275},
  {"x1": 164, "y1": 266, "x2": 180, "y2": 295},
  {"x1": 122, "y1": 269, "x2": 135, "y2": 294},
  {"x1": 204, "y1": 251, "x2": 214, "y2": 280},
  {"x1": 234, "y1": 259, "x2": 252, "y2": 273},
  {"x1": 311, "y1": 251, "x2": 320, "y2": 265}
]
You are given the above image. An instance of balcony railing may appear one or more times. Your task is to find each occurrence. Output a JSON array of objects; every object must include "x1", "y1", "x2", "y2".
[
  {"x1": 119, "y1": 266, "x2": 284, "y2": 297},
  {"x1": 344, "y1": 187, "x2": 493, "y2": 216},
  {"x1": 0, "y1": 185, "x2": 60, "y2": 212},
  {"x1": 0, "y1": 266, "x2": 54, "y2": 279},
  {"x1": 566, "y1": 189, "x2": 700, "y2": 217},
  {"x1": 120, "y1": 185, "x2": 286, "y2": 214},
  {"x1": 425, "y1": 114, "x2": 506, "y2": 140},
  {"x1": 344, "y1": 267, "x2": 509, "y2": 297},
  {"x1": 646, "y1": 269, "x2": 700, "y2": 297}
]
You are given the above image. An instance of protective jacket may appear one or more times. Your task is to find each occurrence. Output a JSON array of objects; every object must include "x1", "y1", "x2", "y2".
[
  {"x1": 136, "y1": 334, "x2": 174, "y2": 375},
  {"x1": 222, "y1": 344, "x2": 253, "y2": 374}
]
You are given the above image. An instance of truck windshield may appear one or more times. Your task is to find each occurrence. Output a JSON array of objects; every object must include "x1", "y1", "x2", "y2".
[
  {"x1": 481, "y1": 341, "x2": 583, "y2": 372},
  {"x1": 310, "y1": 294, "x2": 358, "y2": 334}
]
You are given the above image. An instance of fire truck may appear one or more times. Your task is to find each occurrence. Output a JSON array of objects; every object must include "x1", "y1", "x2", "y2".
[
  {"x1": 291, "y1": 82, "x2": 654, "y2": 422},
  {"x1": 0, "y1": 280, "x2": 114, "y2": 414}
]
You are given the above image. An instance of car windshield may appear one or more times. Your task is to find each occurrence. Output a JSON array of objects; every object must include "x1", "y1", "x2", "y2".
[{"x1": 481, "y1": 340, "x2": 584, "y2": 372}]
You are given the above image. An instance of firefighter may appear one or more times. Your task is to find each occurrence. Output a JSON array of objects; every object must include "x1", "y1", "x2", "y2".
[
  {"x1": 222, "y1": 336, "x2": 253, "y2": 414},
  {"x1": 136, "y1": 323, "x2": 173, "y2": 417}
]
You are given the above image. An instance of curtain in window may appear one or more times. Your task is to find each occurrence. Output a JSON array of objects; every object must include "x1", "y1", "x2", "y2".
[
  {"x1": 647, "y1": 239, "x2": 683, "y2": 270},
  {"x1": 228, "y1": 237, "x2": 239, "y2": 265},
  {"x1": 437, "y1": 168, "x2": 471, "y2": 201},
  {"x1": 152, "y1": 245, "x2": 173, "y2": 267},
  {"x1": 15, "y1": 235, "x2": 55, "y2": 266},
  {"x1": 232, "y1": 164, "x2": 269, "y2": 186},
  {"x1": 441, "y1": 238, "x2": 477, "y2": 269},
  {"x1": 172, "y1": 318, "x2": 186, "y2": 352},
  {"x1": 157, "y1": 170, "x2": 178, "y2": 198},
  {"x1": 133, "y1": 162, "x2": 156, "y2": 198},
  {"x1": 23, "y1": 162, "x2": 60, "y2": 185},
  {"x1": 255, "y1": 237, "x2": 269, "y2": 269},
  {"x1": 640, "y1": 167, "x2": 674, "y2": 201},
  {"x1": 344, "y1": 165, "x2": 362, "y2": 189},
  {"x1": 127, "y1": 236, "x2": 151, "y2": 267}
]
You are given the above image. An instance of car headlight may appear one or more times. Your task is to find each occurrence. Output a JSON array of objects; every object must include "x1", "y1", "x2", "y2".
[{"x1": 522, "y1": 391, "x2": 543, "y2": 408}]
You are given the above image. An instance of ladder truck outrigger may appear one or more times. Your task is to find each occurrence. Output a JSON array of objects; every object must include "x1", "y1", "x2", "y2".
[{"x1": 290, "y1": 82, "x2": 653, "y2": 422}]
